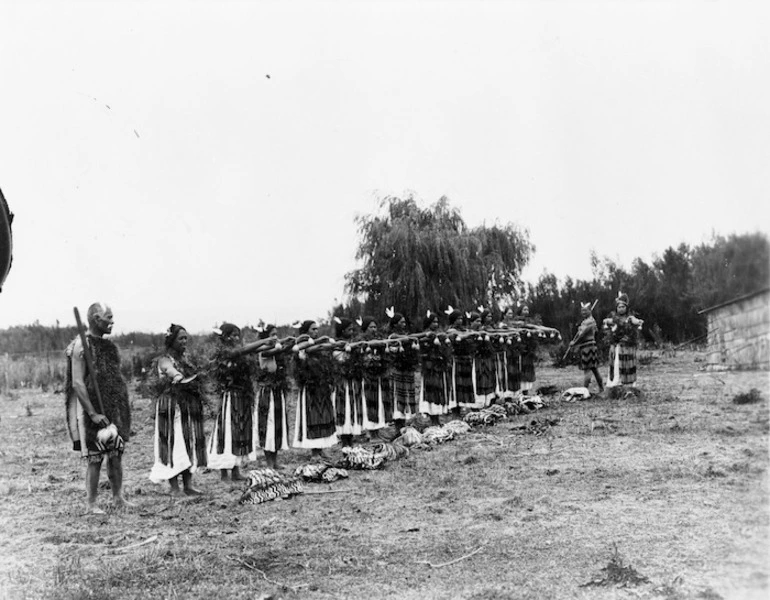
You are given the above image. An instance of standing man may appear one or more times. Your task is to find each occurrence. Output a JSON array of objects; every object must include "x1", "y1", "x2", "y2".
[{"x1": 65, "y1": 302, "x2": 132, "y2": 513}]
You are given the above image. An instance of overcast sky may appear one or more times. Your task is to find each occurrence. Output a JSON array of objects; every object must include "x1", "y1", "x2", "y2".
[{"x1": 1, "y1": 1, "x2": 768, "y2": 334}]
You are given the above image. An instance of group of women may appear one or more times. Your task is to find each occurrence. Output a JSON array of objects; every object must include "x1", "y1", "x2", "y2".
[
  {"x1": 145, "y1": 304, "x2": 561, "y2": 494},
  {"x1": 147, "y1": 322, "x2": 293, "y2": 493},
  {"x1": 145, "y1": 294, "x2": 643, "y2": 495}
]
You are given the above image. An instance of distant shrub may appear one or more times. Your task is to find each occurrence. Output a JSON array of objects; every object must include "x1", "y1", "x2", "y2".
[{"x1": 732, "y1": 388, "x2": 763, "y2": 405}]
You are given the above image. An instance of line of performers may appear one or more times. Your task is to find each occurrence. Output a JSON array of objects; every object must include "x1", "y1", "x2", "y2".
[
  {"x1": 146, "y1": 304, "x2": 562, "y2": 493},
  {"x1": 64, "y1": 294, "x2": 644, "y2": 506}
]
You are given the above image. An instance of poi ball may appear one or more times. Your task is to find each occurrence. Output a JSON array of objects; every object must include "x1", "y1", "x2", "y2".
[{"x1": 97, "y1": 423, "x2": 119, "y2": 445}]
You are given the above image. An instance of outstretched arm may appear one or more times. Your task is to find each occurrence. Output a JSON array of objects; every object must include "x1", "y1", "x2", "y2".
[
  {"x1": 293, "y1": 335, "x2": 332, "y2": 353},
  {"x1": 306, "y1": 341, "x2": 337, "y2": 353},
  {"x1": 157, "y1": 355, "x2": 186, "y2": 383},
  {"x1": 225, "y1": 337, "x2": 279, "y2": 358},
  {"x1": 260, "y1": 337, "x2": 295, "y2": 357}
]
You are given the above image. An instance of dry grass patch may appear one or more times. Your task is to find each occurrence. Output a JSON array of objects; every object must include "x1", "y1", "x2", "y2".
[{"x1": 0, "y1": 353, "x2": 767, "y2": 599}]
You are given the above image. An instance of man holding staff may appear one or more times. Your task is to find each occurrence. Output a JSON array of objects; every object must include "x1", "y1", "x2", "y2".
[
  {"x1": 567, "y1": 300, "x2": 604, "y2": 393},
  {"x1": 65, "y1": 303, "x2": 132, "y2": 513}
]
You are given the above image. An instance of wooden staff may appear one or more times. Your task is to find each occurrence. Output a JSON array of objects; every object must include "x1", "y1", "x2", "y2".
[
  {"x1": 386, "y1": 332, "x2": 431, "y2": 343},
  {"x1": 562, "y1": 326, "x2": 583, "y2": 362},
  {"x1": 672, "y1": 331, "x2": 709, "y2": 350},
  {"x1": 488, "y1": 326, "x2": 560, "y2": 339},
  {"x1": 73, "y1": 306, "x2": 105, "y2": 416}
]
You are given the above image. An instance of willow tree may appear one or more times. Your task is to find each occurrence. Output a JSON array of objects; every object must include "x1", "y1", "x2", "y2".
[{"x1": 344, "y1": 195, "x2": 533, "y2": 324}]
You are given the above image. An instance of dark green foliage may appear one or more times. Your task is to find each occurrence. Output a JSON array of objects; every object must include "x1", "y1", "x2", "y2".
[
  {"x1": 293, "y1": 349, "x2": 334, "y2": 392},
  {"x1": 338, "y1": 346, "x2": 365, "y2": 381},
  {"x1": 530, "y1": 232, "x2": 769, "y2": 345},
  {"x1": 690, "y1": 232, "x2": 770, "y2": 309},
  {"x1": 605, "y1": 313, "x2": 640, "y2": 346},
  {"x1": 344, "y1": 195, "x2": 533, "y2": 325},
  {"x1": 0, "y1": 321, "x2": 80, "y2": 355},
  {"x1": 0, "y1": 324, "x2": 174, "y2": 356}
]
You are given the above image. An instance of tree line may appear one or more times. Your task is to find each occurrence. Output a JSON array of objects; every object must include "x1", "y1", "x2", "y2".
[
  {"x1": 526, "y1": 232, "x2": 769, "y2": 345},
  {"x1": 0, "y1": 323, "x2": 169, "y2": 356},
  {"x1": 337, "y1": 196, "x2": 769, "y2": 346},
  {"x1": 1, "y1": 196, "x2": 767, "y2": 356}
]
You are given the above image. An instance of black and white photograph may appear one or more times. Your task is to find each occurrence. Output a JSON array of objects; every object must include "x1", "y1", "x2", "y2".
[{"x1": 0, "y1": 1, "x2": 768, "y2": 599}]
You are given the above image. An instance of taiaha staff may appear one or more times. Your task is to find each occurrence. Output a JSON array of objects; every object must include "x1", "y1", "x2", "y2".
[
  {"x1": 293, "y1": 327, "x2": 564, "y2": 354},
  {"x1": 292, "y1": 333, "x2": 429, "y2": 354},
  {"x1": 354, "y1": 327, "x2": 558, "y2": 351},
  {"x1": 291, "y1": 334, "x2": 337, "y2": 353},
  {"x1": 485, "y1": 326, "x2": 562, "y2": 341},
  {"x1": 73, "y1": 306, "x2": 106, "y2": 417}
]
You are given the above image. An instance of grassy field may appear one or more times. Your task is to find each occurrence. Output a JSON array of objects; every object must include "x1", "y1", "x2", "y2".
[{"x1": 0, "y1": 351, "x2": 767, "y2": 600}]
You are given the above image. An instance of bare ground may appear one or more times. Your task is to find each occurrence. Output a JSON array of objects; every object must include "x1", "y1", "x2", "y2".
[{"x1": 0, "y1": 351, "x2": 767, "y2": 600}]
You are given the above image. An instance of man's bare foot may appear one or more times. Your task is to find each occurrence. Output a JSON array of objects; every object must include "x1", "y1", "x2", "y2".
[
  {"x1": 183, "y1": 487, "x2": 203, "y2": 496},
  {"x1": 113, "y1": 496, "x2": 136, "y2": 510},
  {"x1": 86, "y1": 504, "x2": 106, "y2": 515}
]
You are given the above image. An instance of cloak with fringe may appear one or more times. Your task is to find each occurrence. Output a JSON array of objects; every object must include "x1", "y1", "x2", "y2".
[{"x1": 65, "y1": 335, "x2": 131, "y2": 452}]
